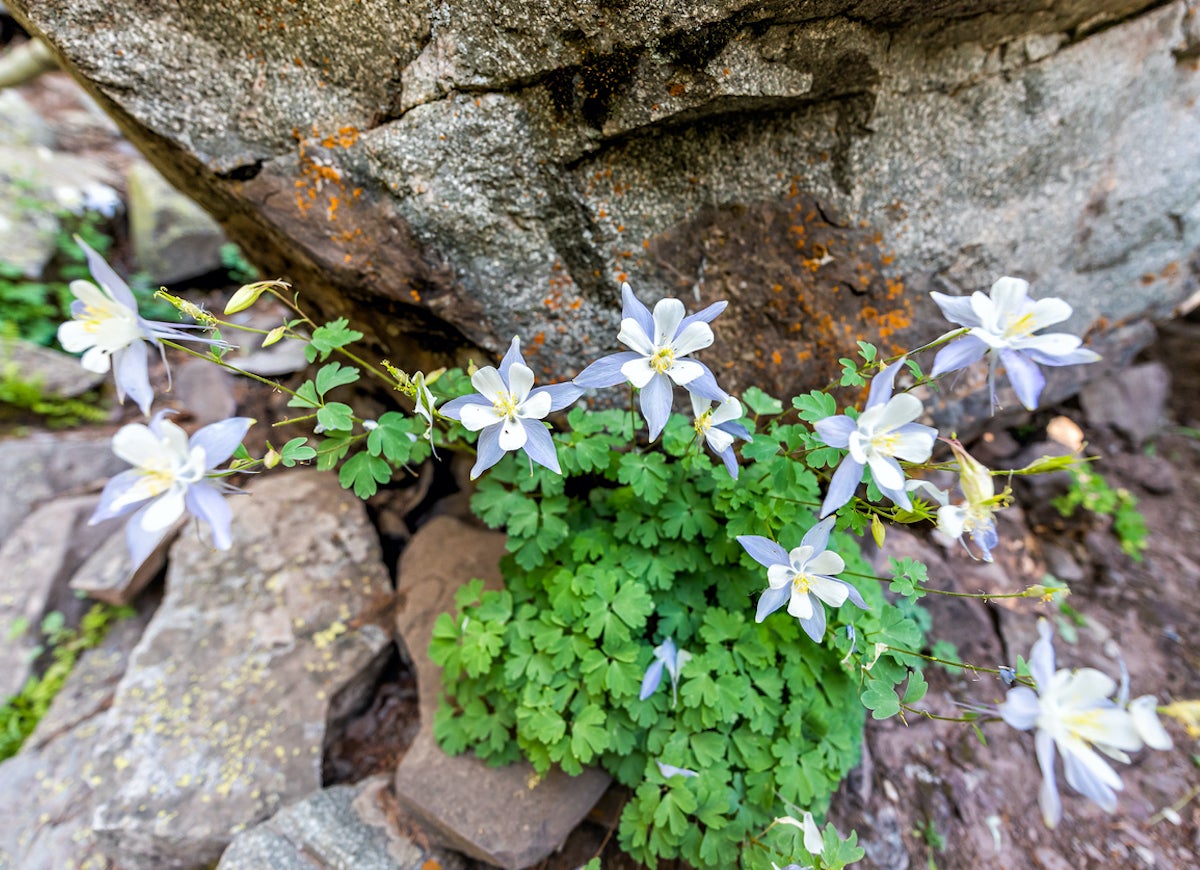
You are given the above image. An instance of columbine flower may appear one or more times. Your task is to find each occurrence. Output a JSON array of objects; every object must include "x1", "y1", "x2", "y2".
[
  {"x1": 440, "y1": 337, "x2": 581, "y2": 479},
  {"x1": 907, "y1": 439, "x2": 1009, "y2": 562},
  {"x1": 639, "y1": 637, "x2": 692, "y2": 707},
  {"x1": 738, "y1": 516, "x2": 867, "y2": 642},
  {"x1": 57, "y1": 239, "x2": 222, "y2": 415},
  {"x1": 574, "y1": 282, "x2": 727, "y2": 440},
  {"x1": 89, "y1": 412, "x2": 253, "y2": 570},
  {"x1": 997, "y1": 619, "x2": 1172, "y2": 828},
  {"x1": 930, "y1": 277, "x2": 1101, "y2": 411},
  {"x1": 775, "y1": 812, "x2": 825, "y2": 866},
  {"x1": 813, "y1": 358, "x2": 937, "y2": 518},
  {"x1": 412, "y1": 371, "x2": 439, "y2": 457},
  {"x1": 692, "y1": 394, "x2": 752, "y2": 479}
]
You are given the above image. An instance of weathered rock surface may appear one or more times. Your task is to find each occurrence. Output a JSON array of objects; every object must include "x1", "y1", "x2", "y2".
[
  {"x1": 0, "y1": 495, "x2": 120, "y2": 699},
  {"x1": 216, "y1": 775, "x2": 463, "y2": 870},
  {"x1": 88, "y1": 471, "x2": 395, "y2": 870},
  {"x1": 126, "y1": 161, "x2": 227, "y2": 284},
  {"x1": 0, "y1": 597, "x2": 154, "y2": 870},
  {"x1": 1080, "y1": 360, "x2": 1172, "y2": 445},
  {"x1": 69, "y1": 518, "x2": 178, "y2": 606},
  {"x1": 393, "y1": 515, "x2": 611, "y2": 870},
  {"x1": 8, "y1": 0, "x2": 1200, "y2": 402},
  {"x1": 3, "y1": 337, "x2": 106, "y2": 397},
  {"x1": 0, "y1": 432, "x2": 127, "y2": 539}
]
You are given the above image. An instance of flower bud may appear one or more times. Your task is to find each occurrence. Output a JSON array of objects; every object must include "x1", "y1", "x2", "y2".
[
  {"x1": 224, "y1": 279, "x2": 290, "y2": 315},
  {"x1": 263, "y1": 446, "x2": 281, "y2": 469}
]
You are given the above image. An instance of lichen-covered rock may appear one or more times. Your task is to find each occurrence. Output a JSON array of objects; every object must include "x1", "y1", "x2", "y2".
[
  {"x1": 88, "y1": 471, "x2": 394, "y2": 870},
  {"x1": 216, "y1": 776, "x2": 463, "y2": 870},
  {"x1": 126, "y1": 162, "x2": 228, "y2": 284},
  {"x1": 8, "y1": 0, "x2": 1199, "y2": 403}
]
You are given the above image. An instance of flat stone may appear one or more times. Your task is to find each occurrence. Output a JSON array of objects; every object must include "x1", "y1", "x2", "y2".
[
  {"x1": 69, "y1": 520, "x2": 178, "y2": 606},
  {"x1": 1080, "y1": 361, "x2": 1171, "y2": 446},
  {"x1": 0, "y1": 495, "x2": 121, "y2": 700},
  {"x1": 127, "y1": 162, "x2": 227, "y2": 285},
  {"x1": 0, "y1": 432, "x2": 128, "y2": 540},
  {"x1": 89, "y1": 471, "x2": 395, "y2": 870},
  {"x1": 216, "y1": 775, "x2": 463, "y2": 870},
  {"x1": 172, "y1": 357, "x2": 237, "y2": 426},
  {"x1": 2, "y1": 337, "x2": 106, "y2": 398},
  {"x1": 0, "y1": 597, "x2": 154, "y2": 870},
  {"x1": 392, "y1": 515, "x2": 611, "y2": 870}
]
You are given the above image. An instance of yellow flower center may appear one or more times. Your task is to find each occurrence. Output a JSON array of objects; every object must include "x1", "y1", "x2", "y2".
[
  {"x1": 1004, "y1": 311, "x2": 1036, "y2": 339},
  {"x1": 650, "y1": 347, "x2": 675, "y2": 374},
  {"x1": 693, "y1": 411, "x2": 712, "y2": 435},
  {"x1": 869, "y1": 431, "x2": 900, "y2": 454},
  {"x1": 791, "y1": 573, "x2": 812, "y2": 594},
  {"x1": 138, "y1": 466, "x2": 177, "y2": 498},
  {"x1": 492, "y1": 390, "x2": 520, "y2": 421}
]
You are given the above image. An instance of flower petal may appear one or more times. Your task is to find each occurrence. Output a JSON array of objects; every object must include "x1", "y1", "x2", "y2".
[
  {"x1": 617, "y1": 317, "x2": 655, "y2": 356},
  {"x1": 470, "y1": 366, "x2": 507, "y2": 403},
  {"x1": 91, "y1": 469, "x2": 155, "y2": 523},
  {"x1": 519, "y1": 389, "x2": 552, "y2": 421},
  {"x1": 438, "y1": 395, "x2": 489, "y2": 420},
  {"x1": 809, "y1": 574, "x2": 849, "y2": 608},
  {"x1": 506, "y1": 362, "x2": 536, "y2": 404},
  {"x1": 737, "y1": 535, "x2": 789, "y2": 569},
  {"x1": 806, "y1": 550, "x2": 845, "y2": 577},
  {"x1": 639, "y1": 658, "x2": 665, "y2": 700},
  {"x1": 189, "y1": 417, "x2": 254, "y2": 469},
  {"x1": 682, "y1": 363, "x2": 727, "y2": 402},
  {"x1": 999, "y1": 349, "x2": 1046, "y2": 410},
  {"x1": 621, "y1": 356, "x2": 657, "y2": 389},
  {"x1": 79, "y1": 237, "x2": 139, "y2": 310},
  {"x1": 814, "y1": 415, "x2": 856, "y2": 448},
  {"x1": 125, "y1": 504, "x2": 173, "y2": 571},
  {"x1": 1029, "y1": 618, "x2": 1057, "y2": 688},
  {"x1": 573, "y1": 351, "x2": 642, "y2": 388},
  {"x1": 820, "y1": 457, "x2": 864, "y2": 518},
  {"x1": 666, "y1": 358, "x2": 704, "y2": 386},
  {"x1": 1027, "y1": 296, "x2": 1073, "y2": 331},
  {"x1": 530, "y1": 382, "x2": 583, "y2": 412},
  {"x1": 111, "y1": 422, "x2": 166, "y2": 467},
  {"x1": 1036, "y1": 728, "x2": 1062, "y2": 829},
  {"x1": 620, "y1": 282, "x2": 654, "y2": 340},
  {"x1": 140, "y1": 488, "x2": 186, "y2": 532},
  {"x1": 787, "y1": 588, "x2": 815, "y2": 621},
  {"x1": 798, "y1": 600, "x2": 826, "y2": 642},
  {"x1": 767, "y1": 564, "x2": 793, "y2": 589},
  {"x1": 867, "y1": 357, "x2": 906, "y2": 409},
  {"x1": 470, "y1": 424, "x2": 506, "y2": 479},
  {"x1": 998, "y1": 686, "x2": 1040, "y2": 730},
  {"x1": 889, "y1": 424, "x2": 937, "y2": 462},
  {"x1": 497, "y1": 417, "x2": 528, "y2": 452},
  {"x1": 756, "y1": 584, "x2": 790, "y2": 622},
  {"x1": 670, "y1": 321, "x2": 714, "y2": 357},
  {"x1": 678, "y1": 300, "x2": 727, "y2": 331},
  {"x1": 639, "y1": 373, "x2": 673, "y2": 441},
  {"x1": 1130, "y1": 696, "x2": 1172, "y2": 750},
  {"x1": 799, "y1": 516, "x2": 836, "y2": 553},
  {"x1": 113, "y1": 342, "x2": 153, "y2": 415},
  {"x1": 497, "y1": 336, "x2": 524, "y2": 382},
  {"x1": 710, "y1": 396, "x2": 742, "y2": 426},
  {"x1": 521, "y1": 419, "x2": 561, "y2": 474},
  {"x1": 1060, "y1": 741, "x2": 1121, "y2": 812},
  {"x1": 929, "y1": 291, "x2": 982, "y2": 328},
  {"x1": 875, "y1": 393, "x2": 924, "y2": 430},
  {"x1": 866, "y1": 453, "x2": 905, "y2": 492},
  {"x1": 185, "y1": 481, "x2": 233, "y2": 549},
  {"x1": 989, "y1": 276, "x2": 1030, "y2": 316},
  {"x1": 930, "y1": 335, "x2": 989, "y2": 377},
  {"x1": 717, "y1": 445, "x2": 739, "y2": 479},
  {"x1": 459, "y1": 403, "x2": 503, "y2": 432},
  {"x1": 651, "y1": 298, "x2": 685, "y2": 345},
  {"x1": 704, "y1": 426, "x2": 735, "y2": 454}
]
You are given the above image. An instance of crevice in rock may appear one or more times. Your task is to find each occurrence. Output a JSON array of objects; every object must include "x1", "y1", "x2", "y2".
[{"x1": 215, "y1": 160, "x2": 263, "y2": 181}]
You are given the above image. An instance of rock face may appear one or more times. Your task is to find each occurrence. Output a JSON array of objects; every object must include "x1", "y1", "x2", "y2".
[
  {"x1": 126, "y1": 161, "x2": 228, "y2": 284},
  {"x1": 88, "y1": 471, "x2": 395, "y2": 870},
  {"x1": 7, "y1": 1, "x2": 1199, "y2": 399},
  {"x1": 393, "y1": 515, "x2": 611, "y2": 870}
]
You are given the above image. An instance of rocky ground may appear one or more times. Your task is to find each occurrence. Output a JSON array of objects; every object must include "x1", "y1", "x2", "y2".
[{"x1": 3, "y1": 23, "x2": 1200, "y2": 870}]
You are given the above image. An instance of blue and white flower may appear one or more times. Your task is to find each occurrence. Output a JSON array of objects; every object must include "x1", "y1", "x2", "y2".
[
  {"x1": 997, "y1": 619, "x2": 1172, "y2": 828},
  {"x1": 57, "y1": 239, "x2": 222, "y2": 415},
  {"x1": 692, "y1": 394, "x2": 752, "y2": 479},
  {"x1": 441, "y1": 337, "x2": 581, "y2": 479},
  {"x1": 738, "y1": 517, "x2": 867, "y2": 642},
  {"x1": 574, "y1": 283, "x2": 727, "y2": 441},
  {"x1": 907, "y1": 440, "x2": 1006, "y2": 562},
  {"x1": 930, "y1": 277, "x2": 1101, "y2": 411},
  {"x1": 813, "y1": 358, "x2": 937, "y2": 518},
  {"x1": 90, "y1": 412, "x2": 253, "y2": 570},
  {"x1": 639, "y1": 637, "x2": 692, "y2": 707}
]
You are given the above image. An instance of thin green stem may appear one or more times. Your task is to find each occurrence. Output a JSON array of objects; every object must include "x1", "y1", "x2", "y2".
[
  {"x1": 159, "y1": 340, "x2": 305, "y2": 401},
  {"x1": 900, "y1": 703, "x2": 989, "y2": 724}
]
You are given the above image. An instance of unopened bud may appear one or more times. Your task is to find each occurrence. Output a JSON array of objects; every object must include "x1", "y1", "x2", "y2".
[
  {"x1": 263, "y1": 447, "x2": 281, "y2": 469},
  {"x1": 224, "y1": 279, "x2": 290, "y2": 315},
  {"x1": 871, "y1": 513, "x2": 886, "y2": 548},
  {"x1": 262, "y1": 325, "x2": 287, "y2": 347}
]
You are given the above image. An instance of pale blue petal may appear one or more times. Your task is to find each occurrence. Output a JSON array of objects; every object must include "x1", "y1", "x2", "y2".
[
  {"x1": 813, "y1": 415, "x2": 855, "y2": 448},
  {"x1": 185, "y1": 481, "x2": 233, "y2": 549},
  {"x1": 838, "y1": 579, "x2": 868, "y2": 610},
  {"x1": 716, "y1": 420, "x2": 752, "y2": 442},
  {"x1": 620, "y1": 282, "x2": 655, "y2": 339},
  {"x1": 999, "y1": 686, "x2": 1040, "y2": 731},
  {"x1": 717, "y1": 445, "x2": 739, "y2": 479},
  {"x1": 1024, "y1": 346, "x2": 1101, "y2": 367},
  {"x1": 820, "y1": 457, "x2": 864, "y2": 518},
  {"x1": 114, "y1": 341, "x2": 153, "y2": 416},
  {"x1": 126, "y1": 501, "x2": 172, "y2": 570},
  {"x1": 866, "y1": 357, "x2": 906, "y2": 409},
  {"x1": 930, "y1": 336, "x2": 989, "y2": 377},
  {"x1": 876, "y1": 477, "x2": 914, "y2": 511},
  {"x1": 521, "y1": 420, "x2": 561, "y2": 474},
  {"x1": 639, "y1": 373, "x2": 673, "y2": 441},
  {"x1": 737, "y1": 535, "x2": 789, "y2": 568},
  {"x1": 682, "y1": 362, "x2": 726, "y2": 403},
  {"x1": 573, "y1": 351, "x2": 641, "y2": 388},
  {"x1": 640, "y1": 658, "x2": 665, "y2": 700},
  {"x1": 439, "y1": 394, "x2": 488, "y2": 420},
  {"x1": 78, "y1": 237, "x2": 139, "y2": 310},
  {"x1": 470, "y1": 424, "x2": 506, "y2": 479},
  {"x1": 1036, "y1": 729, "x2": 1062, "y2": 828},
  {"x1": 799, "y1": 599, "x2": 826, "y2": 642},
  {"x1": 91, "y1": 469, "x2": 152, "y2": 522},
  {"x1": 1029, "y1": 619, "x2": 1056, "y2": 688},
  {"x1": 755, "y1": 584, "x2": 790, "y2": 622},
  {"x1": 800, "y1": 515, "x2": 836, "y2": 553},
  {"x1": 190, "y1": 417, "x2": 254, "y2": 469},
  {"x1": 1062, "y1": 747, "x2": 1119, "y2": 813},
  {"x1": 677, "y1": 300, "x2": 727, "y2": 333},
  {"x1": 497, "y1": 336, "x2": 524, "y2": 381},
  {"x1": 530, "y1": 382, "x2": 583, "y2": 412},
  {"x1": 972, "y1": 520, "x2": 999, "y2": 562},
  {"x1": 929, "y1": 291, "x2": 982, "y2": 328},
  {"x1": 1000, "y1": 349, "x2": 1046, "y2": 410}
]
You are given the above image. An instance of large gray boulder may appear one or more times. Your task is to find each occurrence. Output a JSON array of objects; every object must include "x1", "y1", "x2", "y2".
[{"x1": 8, "y1": 0, "x2": 1199, "y2": 400}]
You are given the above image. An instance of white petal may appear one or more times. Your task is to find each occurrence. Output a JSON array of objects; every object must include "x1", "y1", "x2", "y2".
[
  {"x1": 937, "y1": 504, "x2": 968, "y2": 538},
  {"x1": 1059, "y1": 668, "x2": 1117, "y2": 708},
  {"x1": 809, "y1": 575, "x2": 849, "y2": 607},
  {"x1": 617, "y1": 318, "x2": 655, "y2": 356},
  {"x1": 57, "y1": 320, "x2": 97, "y2": 354},
  {"x1": 690, "y1": 392, "x2": 710, "y2": 419},
  {"x1": 497, "y1": 417, "x2": 528, "y2": 451},
  {"x1": 889, "y1": 428, "x2": 935, "y2": 462},
  {"x1": 621, "y1": 356, "x2": 656, "y2": 389},
  {"x1": 507, "y1": 363, "x2": 535, "y2": 403},
  {"x1": 112, "y1": 424, "x2": 167, "y2": 467},
  {"x1": 787, "y1": 589, "x2": 815, "y2": 620},
  {"x1": 68, "y1": 279, "x2": 113, "y2": 308},
  {"x1": 1027, "y1": 296, "x2": 1072, "y2": 330},
  {"x1": 969, "y1": 290, "x2": 997, "y2": 329},
  {"x1": 710, "y1": 397, "x2": 742, "y2": 425},
  {"x1": 79, "y1": 346, "x2": 112, "y2": 373},
  {"x1": 866, "y1": 454, "x2": 905, "y2": 491},
  {"x1": 670, "y1": 321, "x2": 714, "y2": 357},
  {"x1": 1129, "y1": 696, "x2": 1172, "y2": 750},
  {"x1": 519, "y1": 389, "x2": 552, "y2": 420},
  {"x1": 651, "y1": 298, "x2": 685, "y2": 345},
  {"x1": 875, "y1": 393, "x2": 924, "y2": 431},
  {"x1": 767, "y1": 564, "x2": 793, "y2": 590},
  {"x1": 666, "y1": 358, "x2": 703, "y2": 386},
  {"x1": 470, "y1": 366, "x2": 507, "y2": 402},
  {"x1": 989, "y1": 277, "x2": 1030, "y2": 315},
  {"x1": 139, "y1": 488, "x2": 186, "y2": 532},
  {"x1": 459, "y1": 403, "x2": 503, "y2": 431},
  {"x1": 1012, "y1": 332, "x2": 1082, "y2": 357},
  {"x1": 705, "y1": 427, "x2": 734, "y2": 453},
  {"x1": 806, "y1": 550, "x2": 845, "y2": 576}
]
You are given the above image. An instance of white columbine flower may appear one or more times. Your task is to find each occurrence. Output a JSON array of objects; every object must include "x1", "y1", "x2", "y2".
[
  {"x1": 814, "y1": 358, "x2": 937, "y2": 518},
  {"x1": 738, "y1": 516, "x2": 868, "y2": 642},
  {"x1": 574, "y1": 282, "x2": 728, "y2": 441},
  {"x1": 90, "y1": 412, "x2": 254, "y2": 570},
  {"x1": 997, "y1": 619, "x2": 1173, "y2": 828},
  {"x1": 930, "y1": 277, "x2": 1101, "y2": 411},
  {"x1": 440, "y1": 337, "x2": 581, "y2": 479},
  {"x1": 412, "y1": 371, "x2": 439, "y2": 456},
  {"x1": 57, "y1": 239, "x2": 222, "y2": 415},
  {"x1": 640, "y1": 637, "x2": 692, "y2": 707},
  {"x1": 691, "y1": 394, "x2": 752, "y2": 479}
]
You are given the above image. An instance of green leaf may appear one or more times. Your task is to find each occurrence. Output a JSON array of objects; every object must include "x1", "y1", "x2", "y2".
[
  {"x1": 366, "y1": 412, "x2": 416, "y2": 464},
  {"x1": 317, "y1": 402, "x2": 354, "y2": 432},
  {"x1": 861, "y1": 676, "x2": 901, "y2": 719},
  {"x1": 742, "y1": 386, "x2": 783, "y2": 416},
  {"x1": 287, "y1": 380, "x2": 321, "y2": 409},
  {"x1": 307, "y1": 317, "x2": 364, "y2": 361},
  {"x1": 338, "y1": 452, "x2": 390, "y2": 498},
  {"x1": 570, "y1": 704, "x2": 611, "y2": 763},
  {"x1": 792, "y1": 390, "x2": 837, "y2": 423},
  {"x1": 279, "y1": 437, "x2": 316, "y2": 467},
  {"x1": 902, "y1": 669, "x2": 928, "y2": 705},
  {"x1": 617, "y1": 452, "x2": 671, "y2": 504},
  {"x1": 315, "y1": 361, "x2": 360, "y2": 397}
]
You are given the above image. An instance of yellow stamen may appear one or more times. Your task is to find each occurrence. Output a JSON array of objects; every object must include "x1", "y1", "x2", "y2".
[
  {"x1": 492, "y1": 390, "x2": 520, "y2": 421},
  {"x1": 792, "y1": 574, "x2": 812, "y2": 595},
  {"x1": 650, "y1": 347, "x2": 675, "y2": 374}
]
